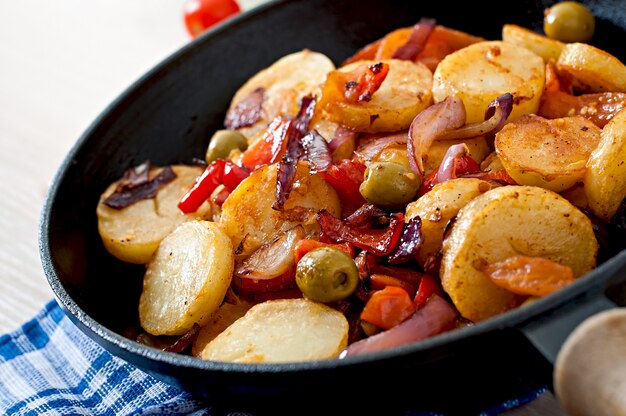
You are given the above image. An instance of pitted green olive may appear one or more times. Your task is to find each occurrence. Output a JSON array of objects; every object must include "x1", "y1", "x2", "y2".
[
  {"x1": 295, "y1": 247, "x2": 359, "y2": 303},
  {"x1": 205, "y1": 129, "x2": 248, "y2": 163},
  {"x1": 544, "y1": 1, "x2": 595, "y2": 43},
  {"x1": 359, "y1": 161, "x2": 421, "y2": 209}
]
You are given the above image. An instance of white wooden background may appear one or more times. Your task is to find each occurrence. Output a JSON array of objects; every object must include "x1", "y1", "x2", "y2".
[{"x1": 0, "y1": 1, "x2": 566, "y2": 414}]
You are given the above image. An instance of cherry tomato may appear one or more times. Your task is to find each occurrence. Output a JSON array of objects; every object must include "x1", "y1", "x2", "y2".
[{"x1": 183, "y1": 0, "x2": 241, "y2": 38}]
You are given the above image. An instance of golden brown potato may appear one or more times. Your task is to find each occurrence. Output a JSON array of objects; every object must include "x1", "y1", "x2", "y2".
[
  {"x1": 227, "y1": 49, "x2": 335, "y2": 139},
  {"x1": 557, "y1": 43, "x2": 626, "y2": 93},
  {"x1": 317, "y1": 59, "x2": 433, "y2": 133},
  {"x1": 219, "y1": 161, "x2": 341, "y2": 258},
  {"x1": 441, "y1": 186, "x2": 597, "y2": 322},
  {"x1": 96, "y1": 165, "x2": 211, "y2": 264},
  {"x1": 584, "y1": 107, "x2": 626, "y2": 222},
  {"x1": 192, "y1": 300, "x2": 253, "y2": 357},
  {"x1": 199, "y1": 299, "x2": 349, "y2": 363},
  {"x1": 495, "y1": 114, "x2": 601, "y2": 192},
  {"x1": 139, "y1": 221, "x2": 235, "y2": 336},
  {"x1": 502, "y1": 24, "x2": 564, "y2": 63},
  {"x1": 406, "y1": 178, "x2": 494, "y2": 268},
  {"x1": 432, "y1": 40, "x2": 545, "y2": 124}
]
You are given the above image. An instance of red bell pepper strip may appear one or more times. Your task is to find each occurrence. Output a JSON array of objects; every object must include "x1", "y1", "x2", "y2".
[
  {"x1": 240, "y1": 117, "x2": 291, "y2": 170},
  {"x1": 177, "y1": 159, "x2": 249, "y2": 214},
  {"x1": 414, "y1": 274, "x2": 445, "y2": 309},
  {"x1": 369, "y1": 273, "x2": 417, "y2": 298},
  {"x1": 317, "y1": 159, "x2": 367, "y2": 217},
  {"x1": 317, "y1": 210, "x2": 404, "y2": 256},
  {"x1": 360, "y1": 285, "x2": 416, "y2": 330},
  {"x1": 294, "y1": 239, "x2": 354, "y2": 264}
]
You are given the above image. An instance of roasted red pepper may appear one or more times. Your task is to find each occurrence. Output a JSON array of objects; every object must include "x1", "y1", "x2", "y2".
[
  {"x1": 317, "y1": 209, "x2": 404, "y2": 256},
  {"x1": 240, "y1": 117, "x2": 291, "y2": 170},
  {"x1": 360, "y1": 285, "x2": 416, "y2": 329},
  {"x1": 178, "y1": 159, "x2": 249, "y2": 214},
  {"x1": 414, "y1": 274, "x2": 444, "y2": 309},
  {"x1": 317, "y1": 159, "x2": 367, "y2": 217}
]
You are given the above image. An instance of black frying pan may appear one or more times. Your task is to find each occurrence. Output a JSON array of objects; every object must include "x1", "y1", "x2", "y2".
[{"x1": 39, "y1": 0, "x2": 626, "y2": 414}]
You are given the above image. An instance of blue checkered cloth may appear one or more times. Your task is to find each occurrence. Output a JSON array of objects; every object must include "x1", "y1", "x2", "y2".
[{"x1": 0, "y1": 299, "x2": 546, "y2": 415}]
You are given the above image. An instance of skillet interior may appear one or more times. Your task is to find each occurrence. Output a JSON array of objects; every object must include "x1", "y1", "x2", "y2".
[{"x1": 40, "y1": 0, "x2": 626, "y2": 413}]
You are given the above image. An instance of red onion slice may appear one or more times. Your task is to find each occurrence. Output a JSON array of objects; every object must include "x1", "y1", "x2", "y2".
[
  {"x1": 407, "y1": 96, "x2": 466, "y2": 176},
  {"x1": 437, "y1": 93, "x2": 514, "y2": 141},
  {"x1": 224, "y1": 87, "x2": 265, "y2": 130},
  {"x1": 392, "y1": 18, "x2": 436, "y2": 60},
  {"x1": 435, "y1": 143, "x2": 470, "y2": 184},
  {"x1": 387, "y1": 216, "x2": 424, "y2": 265},
  {"x1": 236, "y1": 225, "x2": 305, "y2": 280},
  {"x1": 339, "y1": 294, "x2": 458, "y2": 357},
  {"x1": 301, "y1": 130, "x2": 332, "y2": 174},
  {"x1": 354, "y1": 133, "x2": 407, "y2": 162}
]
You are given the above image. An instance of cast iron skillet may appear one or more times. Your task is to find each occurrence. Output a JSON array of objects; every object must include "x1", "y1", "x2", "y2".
[{"x1": 40, "y1": 0, "x2": 626, "y2": 414}]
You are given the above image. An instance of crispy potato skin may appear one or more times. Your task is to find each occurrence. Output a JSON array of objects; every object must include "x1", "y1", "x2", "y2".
[
  {"x1": 502, "y1": 24, "x2": 564, "y2": 63},
  {"x1": 139, "y1": 221, "x2": 235, "y2": 336},
  {"x1": 441, "y1": 186, "x2": 597, "y2": 322},
  {"x1": 219, "y1": 162, "x2": 341, "y2": 258},
  {"x1": 200, "y1": 298, "x2": 348, "y2": 363},
  {"x1": 432, "y1": 40, "x2": 545, "y2": 124},
  {"x1": 229, "y1": 49, "x2": 335, "y2": 139},
  {"x1": 495, "y1": 114, "x2": 601, "y2": 192},
  {"x1": 96, "y1": 165, "x2": 211, "y2": 264},
  {"x1": 584, "y1": 107, "x2": 626, "y2": 222},
  {"x1": 406, "y1": 178, "x2": 494, "y2": 268},
  {"x1": 318, "y1": 59, "x2": 433, "y2": 133},
  {"x1": 557, "y1": 43, "x2": 626, "y2": 93}
]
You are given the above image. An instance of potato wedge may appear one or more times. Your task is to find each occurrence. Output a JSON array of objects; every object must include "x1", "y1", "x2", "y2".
[
  {"x1": 432, "y1": 40, "x2": 545, "y2": 123},
  {"x1": 502, "y1": 24, "x2": 564, "y2": 63},
  {"x1": 219, "y1": 161, "x2": 341, "y2": 257},
  {"x1": 441, "y1": 185, "x2": 597, "y2": 322},
  {"x1": 227, "y1": 49, "x2": 335, "y2": 139},
  {"x1": 200, "y1": 298, "x2": 348, "y2": 363},
  {"x1": 406, "y1": 178, "x2": 494, "y2": 268},
  {"x1": 317, "y1": 59, "x2": 433, "y2": 133},
  {"x1": 192, "y1": 300, "x2": 253, "y2": 357},
  {"x1": 495, "y1": 114, "x2": 601, "y2": 192},
  {"x1": 584, "y1": 107, "x2": 626, "y2": 222},
  {"x1": 557, "y1": 43, "x2": 626, "y2": 93},
  {"x1": 139, "y1": 220, "x2": 234, "y2": 336},
  {"x1": 97, "y1": 165, "x2": 211, "y2": 264}
]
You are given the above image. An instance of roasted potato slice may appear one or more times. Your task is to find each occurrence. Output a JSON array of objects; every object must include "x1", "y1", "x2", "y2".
[
  {"x1": 557, "y1": 43, "x2": 626, "y2": 93},
  {"x1": 192, "y1": 300, "x2": 253, "y2": 357},
  {"x1": 406, "y1": 178, "x2": 494, "y2": 268},
  {"x1": 441, "y1": 185, "x2": 597, "y2": 322},
  {"x1": 495, "y1": 114, "x2": 601, "y2": 192},
  {"x1": 227, "y1": 49, "x2": 335, "y2": 139},
  {"x1": 584, "y1": 107, "x2": 626, "y2": 222},
  {"x1": 200, "y1": 298, "x2": 348, "y2": 363},
  {"x1": 96, "y1": 165, "x2": 211, "y2": 264},
  {"x1": 432, "y1": 40, "x2": 545, "y2": 123},
  {"x1": 317, "y1": 59, "x2": 433, "y2": 133},
  {"x1": 219, "y1": 161, "x2": 341, "y2": 258},
  {"x1": 139, "y1": 220, "x2": 235, "y2": 336},
  {"x1": 502, "y1": 24, "x2": 564, "y2": 63}
]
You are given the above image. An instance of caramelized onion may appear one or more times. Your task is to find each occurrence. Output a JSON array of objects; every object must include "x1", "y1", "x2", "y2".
[
  {"x1": 436, "y1": 93, "x2": 513, "y2": 141},
  {"x1": 387, "y1": 216, "x2": 424, "y2": 264},
  {"x1": 224, "y1": 87, "x2": 265, "y2": 130},
  {"x1": 301, "y1": 130, "x2": 332, "y2": 173},
  {"x1": 392, "y1": 17, "x2": 436, "y2": 60},
  {"x1": 407, "y1": 96, "x2": 466, "y2": 176},
  {"x1": 339, "y1": 294, "x2": 458, "y2": 357},
  {"x1": 236, "y1": 225, "x2": 305, "y2": 280},
  {"x1": 354, "y1": 133, "x2": 407, "y2": 162}
]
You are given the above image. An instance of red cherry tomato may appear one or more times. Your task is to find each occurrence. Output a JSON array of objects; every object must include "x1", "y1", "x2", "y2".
[{"x1": 183, "y1": 0, "x2": 241, "y2": 38}]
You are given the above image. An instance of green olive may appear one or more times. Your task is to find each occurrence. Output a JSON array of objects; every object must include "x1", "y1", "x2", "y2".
[
  {"x1": 205, "y1": 129, "x2": 248, "y2": 163},
  {"x1": 544, "y1": 1, "x2": 595, "y2": 43},
  {"x1": 359, "y1": 161, "x2": 421, "y2": 209},
  {"x1": 295, "y1": 247, "x2": 359, "y2": 303}
]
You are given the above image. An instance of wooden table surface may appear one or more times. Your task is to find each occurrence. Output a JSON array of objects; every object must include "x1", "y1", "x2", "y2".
[{"x1": 0, "y1": 1, "x2": 567, "y2": 414}]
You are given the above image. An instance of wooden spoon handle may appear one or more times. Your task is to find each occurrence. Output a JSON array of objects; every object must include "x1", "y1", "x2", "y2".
[{"x1": 554, "y1": 307, "x2": 626, "y2": 416}]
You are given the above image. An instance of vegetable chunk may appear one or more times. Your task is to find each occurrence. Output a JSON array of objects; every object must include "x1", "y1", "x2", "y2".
[
  {"x1": 441, "y1": 186, "x2": 597, "y2": 322},
  {"x1": 139, "y1": 220, "x2": 234, "y2": 336},
  {"x1": 97, "y1": 165, "x2": 211, "y2": 264},
  {"x1": 200, "y1": 299, "x2": 349, "y2": 363}
]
